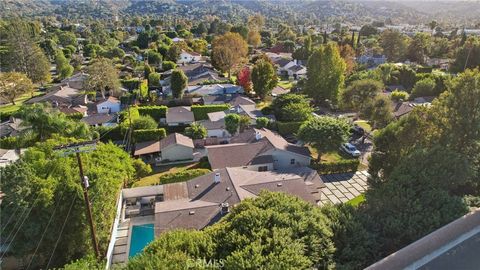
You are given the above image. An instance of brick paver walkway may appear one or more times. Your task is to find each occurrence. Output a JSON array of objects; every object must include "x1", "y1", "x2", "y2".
[{"x1": 318, "y1": 171, "x2": 370, "y2": 205}]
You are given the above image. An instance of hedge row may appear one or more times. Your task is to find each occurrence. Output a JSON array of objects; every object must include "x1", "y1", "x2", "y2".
[
  {"x1": 157, "y1": 169, "x2": 211, "y2": 185},
  {"x1": 191, "y1": 104, "x2": 230, "y2": 120},
  {"x1": 310, "y1": 159, "x2": 360, "y2": 174},
  {"x1": 276, "y1": 121, "x2": 304, "y2": 136},
  {"x1": 133, "y1": 128, "x2": 167, "y2": 143},
  {"x1": 137, "y1": 105, "x2": 168, "y2": 120}
]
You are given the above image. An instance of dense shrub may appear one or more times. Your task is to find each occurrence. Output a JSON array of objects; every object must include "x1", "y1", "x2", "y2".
[
  {"x1": 276, "y1": 121, "x2": 303, "y2": 136},
  {"x1": 133, "y1": 128, "x2": 167, "y2": 143},
  {"x1": 311, "y1": 159, "x2": 360, "y2": 174},
  {"x1": 121, "y1": 78, "x2": 141, "y2": 91},
  {"x1": 66, "y1": 112, "x2": 84, "y2": 120},
  {"x1": 158, "y1": 169, "x2": 211, "y2": 185},
  {"x1": 94, "y1": 125, "x2": 124, "y2": 142},
  {"x1": 137, "y1": 105, "x2": 168, "y2": 120},
  {"x1": 191, "y1": 104, "x2": 230, "y2": 120},
  {"x1": 390, "y1": 90, "x2": 409, "y2": 102}
]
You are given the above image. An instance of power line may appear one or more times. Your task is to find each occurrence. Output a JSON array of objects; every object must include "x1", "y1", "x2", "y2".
[
  {"x1": 45, "y1": 196, "x2": 77, "y2": 270},
  {"x1": 0, "y1": 192, "x2": 42, "y2": 261},
  {"x1": 26, "y1": 192, "x2": 65, "y2": 270}
]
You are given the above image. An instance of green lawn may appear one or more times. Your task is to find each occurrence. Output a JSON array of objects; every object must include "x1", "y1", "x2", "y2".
[
  {"x1": 353, "y1": 120, "x2": 372, "y2": 133},
  {"x1": 346, "y1": 194, "x2": 365, "y2": 206},
  {"x1": 277, "y1": 80, "x2": 293, "y2": 90},
  {"x1": 132, "y1": 160, "x2": 211, "y2": 187},
  {"x1": 0, "y1": 91, "x2": 44, "y2": 114}
]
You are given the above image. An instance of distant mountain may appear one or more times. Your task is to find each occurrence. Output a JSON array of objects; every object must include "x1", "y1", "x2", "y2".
[{"x1": 1, "y1": 0, "x2": 478, "y2": 27}]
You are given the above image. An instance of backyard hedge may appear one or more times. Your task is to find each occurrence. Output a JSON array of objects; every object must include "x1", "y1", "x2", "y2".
[
  {"x1": 310, "y1": 159, "x2": 360, "y2": 174},
  {"x1": 157, "y1": 169, "x2": 211, "y2": 185},
  {"x1": 138, "y1": 105, "x2": 168, "y2": 120},
  {"x1": 276, "y1": 121, "x2": 304, "y2": 136},
  {"x1": 133, "y1": 128, "x2": 167, "y2": 143},
  {"x1": 191, "y1": 104, "x2": 230, "y2": 120}
]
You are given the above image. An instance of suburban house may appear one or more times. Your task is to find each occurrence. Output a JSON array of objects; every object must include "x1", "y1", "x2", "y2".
[
  {"x1": 161, "y1": 63, "x2": 223, "y2": 95},
  {"x1": 185, "y1": 84, "x2": 244, "y2": 97},
  {"x1": 392, "y1": 97, "x2": 433, "y2": 119},
  {"x1": 287, "y1": 64, "x2": 307, "y2": 79},
  {"x1": 95, "y1": 96, "x2": 121, "y2": 114},
  {"x1": 178, "y1": 50, "x2": 202, "y2": 64},
  {"x1": 229, "y1": 96, "x2": 256, "y2": 107},
  {"x1": 227, "y1": 104, "x2": 275, "y2": 123},
  {"x1": 166, "y1": 106, "x2": 195, "y2": 126},
  {"x1": 26, "y1": 84, "x2": 87, "y2": 107},
  {"x1": 81, "y1": 113, "x2": 118, "y2": 127},
  {"x1": 134, "y1": 133, "x2": 194, "y2": 163},
  {"x1": 197, "y1": 111, "x2": 229, "y2": 138},
  {"x1": 357, "y1": 54, "x2": 387, "y2": 68},
  {"x1": 272, "y1": 85, "x2": 290, "y2": 97},
  {"x1": 58, "y1": 105, "x2": 88, "y2": 116},
  {"x1": 0, "y1": 149, "x2": 21, "y2": 168},
  {"x1": 60, "y1": 72, "x2": 88, "y2": 90},
  {"x1": 111, "y1": 166, "x2": 325, "y2": 263},
  {"x1": 207, "y1": 128, "x2": 311, "y2": 170},
  {"x1": 0, "y1": 118, "x2": 26, "y2": 138}
]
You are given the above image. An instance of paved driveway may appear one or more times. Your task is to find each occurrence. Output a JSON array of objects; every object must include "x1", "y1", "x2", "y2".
[{"x1": 318, "y1": 171, "x2": 370, "y2": 205}]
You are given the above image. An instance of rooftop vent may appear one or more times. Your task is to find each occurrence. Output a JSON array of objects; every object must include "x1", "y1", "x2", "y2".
[
  {"x1": 195, "y1": 184, "x2": 200, "y2": 188},
  {"x1": 214, "y1": 172, "x2": 221, "y2": 184},
  {"x1": 277, "y1": 182, "x2": 283, "y2": 187},
  {"x1": 226, "y1": 187, "x2": 230, "y2": 191},
  {"x1": 221, "y1": 202, "x2": 230, "y2": 214},
  {"x1": 189, "y1": 210, "x2": 195, "y2": 215},
  {"x1": 255, "y1": 131, "x2": 262, "y2": 141}
]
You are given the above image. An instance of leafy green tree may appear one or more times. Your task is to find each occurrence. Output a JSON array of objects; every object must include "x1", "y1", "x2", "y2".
[
  {"x1": 16, "y1": 103, "x2": 92, "y2": 141},
  {"x1": 362, "y1": 95, "x2": 393, "y2": 129},
  {"x1": 225, "y1": 113, "x2": 240, "y2": 136},
  {"x1": 132, "y1": 115, "x2": 158, "y2": 130},
  {"x1": 148, "y1": 72, "x2": 161, "y2": 88},
  {"x1": 238, "y1": 115, "x2": 251, "y2": 133},
  {"x1": 58, "y1": 31, "x2": 77, "y2": 47},
  {"x1": 359, "y1": 24, "x2": 378, "y2": 36},
  {"x1": 340, "y1": 79, "x2": 384, "y2": 114},
  {"x1": 411, "y1": 77, "x2": 436, "y2": 97},
  {"x1": 147, "y1": 50, "x2": 162, "y2": 66},
  {"x1": 170, "y1": 69, "x2": 188, "y2": 99},
  {"x1": 251, "y1": 59, "x2": 277, "y2": 100},
  {"x1": 281, "y1": 103, "x2": 313, "y2": 122},
  {"x1": 166, "y1": 44, "x2": 182, "y2": 62},
  {"x1": 1, "y1": 20, "x2": 51, "y2": 83},
  {"x1": 0, "y1": 141, "x2": 137, "y2": 268},
  {"x1": 406, "y1": 33, "x2": 431, "y2": 64},
  {"x1": 380, "y1": 30, "x2": 408, "y2": 62},
  {"x1": 0, "y1": 72, "x2": 33, "y2": 105},
  {"x1": 297, "y1": 116, "x2": 351, "y2": 162},
  {"x1": 133, "y1": 159, "x2": 152, "y2": 180},
  {"x1": 162, "y1": 61, "x2": 176, "y2": 71},
  {"x1": 255, "y1": 117, "x2": 269, "y2": 129},
  {"x1": 85, "y1": 58, "x2": 120, "y2": 99},
  {"x1": 40, "y1": 39, "x2": 57, "y2": 61},
  {"x1": 211, "y1": 32, "x2": 248, "y2": 78},
  {"x1": 56, "y1": 50, "x2": 74, "y2": 79},
  {"x1": 450, "y1": 37, "x2": 480, "y2": 72},
  {"x1": 364, "y1": 147, "x2": 470, "y2": 257},
  {"x1": 270, "y1": 94, "x2": 312, "y2": 122},
  {"x1": 184, "y1": 122, "x2": 207, "y2": 139},
  {"x1": 390, "y1": 90, "x2": 409, "y2": 102},
  {"x1": 305, "y1": 44, "x2": 346, "y2": 105},
  {"x1": 231, "y1": 25, "x2": 249, "y2": 40}
]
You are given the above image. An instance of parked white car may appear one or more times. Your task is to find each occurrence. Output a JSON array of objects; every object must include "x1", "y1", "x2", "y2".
[{"x1": 340, "y1": 143, "x2": 361, "y2": 157}]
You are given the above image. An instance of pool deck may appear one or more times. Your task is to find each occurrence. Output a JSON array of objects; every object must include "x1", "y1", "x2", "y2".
[{"x1": 111, "y1": 215, "x2": 154, "y2": 266}]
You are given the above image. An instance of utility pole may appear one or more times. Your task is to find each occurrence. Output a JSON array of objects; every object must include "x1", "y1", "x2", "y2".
[{"x1": 54, "y1": 141, "x2": 101, "y2": 259}]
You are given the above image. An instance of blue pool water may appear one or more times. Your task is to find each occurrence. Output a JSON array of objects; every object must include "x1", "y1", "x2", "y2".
[{"x1": 129, "y1": 223, "x2": 154, "y2": 258}]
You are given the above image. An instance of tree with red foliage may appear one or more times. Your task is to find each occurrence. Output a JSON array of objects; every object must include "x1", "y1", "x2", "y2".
[{"x1": 237, "y1": 66, "x2": 253, "y2": 94}]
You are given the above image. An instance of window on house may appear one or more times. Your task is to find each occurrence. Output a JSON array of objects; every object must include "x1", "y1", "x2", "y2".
[
  {"x1": 258, "y1": 166, "x2": 268, "y2": 172},
  {"x1": 290, "y1": 159, "x2": 295, "y2": 165}
]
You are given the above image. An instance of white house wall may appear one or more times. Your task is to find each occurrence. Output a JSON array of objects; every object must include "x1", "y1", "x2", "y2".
[{"x1": 161, "y1": 144, "x2": 194, "y2": 161}]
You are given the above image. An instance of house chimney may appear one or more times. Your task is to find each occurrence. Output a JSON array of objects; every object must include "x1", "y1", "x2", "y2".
[
  {"x1": 255, "y1": 131, "x2": 262, "y2": 141},
  {"x1": 214, "y1": 172, "x2": 221, "y2": 184},
  {"x1": 221, "y1": 202, "x2": 230, "y2": 214}
]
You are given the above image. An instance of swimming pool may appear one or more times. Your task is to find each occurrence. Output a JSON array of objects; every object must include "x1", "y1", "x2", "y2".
[{"x1": 129, "y1": 223, "x2": 154, "y2": 258}]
